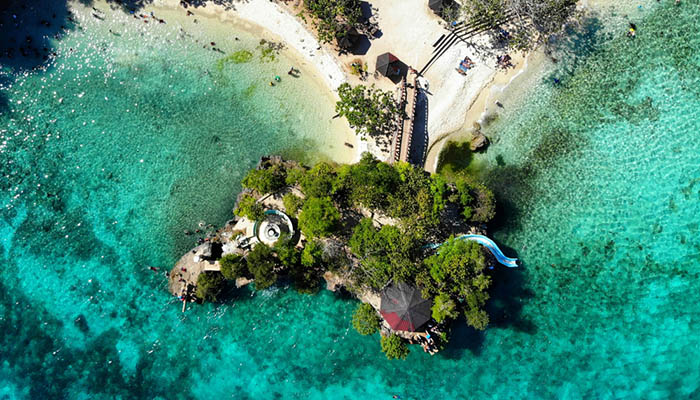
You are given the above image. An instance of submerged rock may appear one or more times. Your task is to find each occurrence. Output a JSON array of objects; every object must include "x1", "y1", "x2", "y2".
[{"x1": 74, "y1": 314, "x2": 89, "y2": 333}]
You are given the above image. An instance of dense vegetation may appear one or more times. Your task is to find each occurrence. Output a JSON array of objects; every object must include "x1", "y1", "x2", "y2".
[
  {"x1": 219, "y1": 254, "x2": 248, "y2": 281},
  {"x1": 302, "y1": 0, "x2": 363, "y2": 44},
  {"x1": 421, "y1": 238, "x2": 491, "y2": 329},
  {"x1": 335, "y1": 83, "x2": 400, "y2": 139},
  {"x1": 380, "y1": 334, "x2": 409, "y2": 360},
  {"x1": 352, "y1": 303, "x2": 381, "y2": 336},
  {"x1": 298, "y1": 196, "x2": 340, "y2": 238},
  {"x1": 206, "y1": 154, "x2": 499, "y2": 357},
  {"x1": 195, "y1": 272, "x2": 225, "y2": 302},
  {"x1": 234, "y1": 193, "x2": 265, "y2": 221},
  {"x1": 458, "y1": 0, "x2": 578, "y2": 50}
]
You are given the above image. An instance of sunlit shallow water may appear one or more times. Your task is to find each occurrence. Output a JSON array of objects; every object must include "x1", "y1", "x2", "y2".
[{"x1": 2, "y1": 0, "x2": 700, "y2": 399}]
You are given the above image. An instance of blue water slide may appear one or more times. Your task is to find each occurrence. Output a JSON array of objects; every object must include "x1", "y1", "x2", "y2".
[{"x1": 426, "y1": 234, "x2": 519, "y2": 268}]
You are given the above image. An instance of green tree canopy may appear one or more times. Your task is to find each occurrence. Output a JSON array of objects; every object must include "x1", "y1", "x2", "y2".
[
  {"x1": 335, "y1": 84, "x2": 399, "y2": 138},
  {"x1": 285, "y1": 165, "x2": 307, "y2": 186},
  {"x1": 219, "y1": 254, "x2": 248, "y2": 280},
  {"x1": 301, "y1": 240, "x2": 323, "y2": 268},
  {"x1": 431, "y1": 293, "x2": 459, "y2": 323},
  {"x1": 241, "y1": 164, "x2": 287, "y2": 194},
  {"x1": 380, "y1": 334, "x2": 409, "y2": 360},
  {"x1": 274, "y1": 234, "x2": 300, "y2": 269},
  {"x1": 303, "y1": 0, "x2": 363, "y2": 43},
  {"x1": 422, "y1": 238, "x2": 491, "y2": 330},
  {"x1": 234, "y1": 194, "x2": 265, "y2": 222},
  {"x1": 348, "y1": 219, "x2": 421, "y2": 290},
  {"x1": 453, "y1": 175, "x2": 496, "y2": 223},
  {"x1": 349, "y1": 217, "x2": 379, "y2": 257},
  {"x1": 343, "y1": 153, "x2": 400, "y2": 211},
  {"x1": 388, "y1": 162, "x2": 446, "y2": 229},
  {"x1": 461, "y1": 0, "x2": 507, "y2": 29},
  {"x1": 298, "y1": 196, "x2": 340, "y2": 238},
  {"x1": 195, "y1": 272, "x2": 225, "y2": 302},
  {"x1": 300, "y1": 162, "x2": 339, "y2": 199},
  {"x1": 282, "y1": 193, "x2": 304, "y2": 216},
  {"x1": 246, "y1": 243, "x2": 278, "y2": 290},
  {"x1": 352, "y1": 303, "x2": 381, "y2": 336}
]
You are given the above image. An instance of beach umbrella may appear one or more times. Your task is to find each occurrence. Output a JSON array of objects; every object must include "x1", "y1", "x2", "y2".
[
  {"x1": 376, "y1": 52, "x2": 400, "y2": 76},
  {"x1": 380, "y1": 282, "x2": 432, "y2": 332},
  {"x1": 428, "y1": 0, "x2": 443, "y2": 12}
]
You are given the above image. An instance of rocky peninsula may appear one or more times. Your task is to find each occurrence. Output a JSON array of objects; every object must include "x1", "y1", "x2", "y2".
[{"x1": 169, "y1": 154, "x2": 515, "y2": 359}]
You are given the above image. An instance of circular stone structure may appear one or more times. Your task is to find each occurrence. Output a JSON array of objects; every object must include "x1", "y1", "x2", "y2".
[{"x1": 254, "y1": 210, "x2": 295, "y2": 246}]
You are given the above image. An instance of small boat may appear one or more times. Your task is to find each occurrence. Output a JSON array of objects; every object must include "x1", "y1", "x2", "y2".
[{"x1": 344, "y1": 142, "x2": 354, "y2": 148}]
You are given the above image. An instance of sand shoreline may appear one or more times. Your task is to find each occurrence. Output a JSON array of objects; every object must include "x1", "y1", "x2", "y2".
[
  {"x1": 143, "y1": 0, "x2": 360, "y2": 163},
  {"x1": 148, "y1": 0, "x2": 552, "y2": 169},
  {"x1": 166, "y1": 0, "x2": 534, "y2": 168},
  {"x1": 423, "y1": 50, "x2": 538, "y2": 172}
]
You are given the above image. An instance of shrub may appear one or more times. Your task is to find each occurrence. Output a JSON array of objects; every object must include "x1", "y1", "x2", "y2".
[
  {"x1": 380, "y1": 334, "x2": 409, "y2": 360},
  {"x1": 242, "y1": 164, "x2": 286, "y2": 194},
  {"x1": 234, "y1": 194, "x2": 265, "y2": 221},
  {"x1": 247, "y1": 243, "x2": 278, "y2": 290},
  {"x1": 219, "y1": 254, "x2": 247, "y2": 280},
  {"x1": 300, "y1": 162, "x2": 338, "y2": 198},
  {"x1": 423, "y1": 238, "x2": 491, "y2": 330},
  {"x1": 431, "y1": 293, "x2": 458, "y2": 323},
  {"x1": 352, "y1": 303, "x2": 380, "y2": 336},
  {"x1": 298, "y1": 196, "x2": 340, "y2": 238},
  {"x1": 303, "y1": 0, "x2": 363, "y2": 43},
  {"x1": 195, "y1": 272, "x2": 225, "y2": 302},
  {"x1": 283, "y1": 193, "x2": 304, "y2": 216},
  {"x1": 274, "y1": 234, "x2": 300, "y2": 268}
]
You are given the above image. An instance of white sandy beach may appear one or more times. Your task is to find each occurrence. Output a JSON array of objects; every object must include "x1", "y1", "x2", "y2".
[{"x1": 150, "y1": 0, "x2": 540, "y2": 167}]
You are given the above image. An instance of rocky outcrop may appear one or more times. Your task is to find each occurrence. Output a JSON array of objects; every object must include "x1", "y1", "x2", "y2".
[
  {"x1": 235, "y1": 277, "x2": 254, "y2": 288},
  {"x1": 470, "y1": 131, "x2": 489, "y2": 151},
  {"x1": 323, "y1": 271, "x2": 346, "y2": 292}
]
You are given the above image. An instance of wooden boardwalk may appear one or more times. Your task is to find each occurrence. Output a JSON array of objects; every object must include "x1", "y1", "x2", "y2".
[{"x1": 391, "y1": 73, "x2": 419, "y2": 164}]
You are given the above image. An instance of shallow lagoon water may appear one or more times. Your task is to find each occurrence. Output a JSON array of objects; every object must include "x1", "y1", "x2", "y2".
[{"x1": 2, "y1": 0, "x2": 700, "y2": 399}]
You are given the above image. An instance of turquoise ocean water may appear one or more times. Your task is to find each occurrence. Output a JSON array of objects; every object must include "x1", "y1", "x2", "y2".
[{"x1": 2, "y1": 0, "x2": 700, "y2": 399}]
